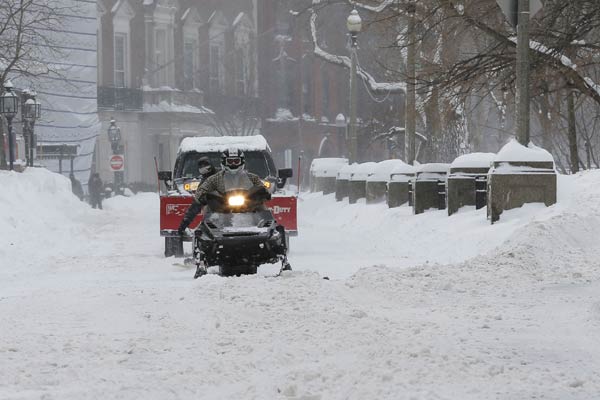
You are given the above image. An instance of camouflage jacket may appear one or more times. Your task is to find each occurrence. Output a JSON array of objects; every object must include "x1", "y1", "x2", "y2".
[{"x1": 193, "y1": 170, "x2": 263, "y2": 203}]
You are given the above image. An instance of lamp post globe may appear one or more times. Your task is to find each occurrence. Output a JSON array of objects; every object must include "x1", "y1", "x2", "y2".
[
  {"x1": 347, "y1": 9, "x2": 362, "y2": 34},
  {"x1": 1, "y1": 80, "x2": 18, "y2": 117}
]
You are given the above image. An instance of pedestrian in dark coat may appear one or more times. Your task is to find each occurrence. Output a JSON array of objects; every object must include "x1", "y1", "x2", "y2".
[
  {"x1": 88, "y1": 173, "x2": 104, "y2": 209},
  {"x1": 70, "y1": 173, "x2": 84, "y2": 201}
]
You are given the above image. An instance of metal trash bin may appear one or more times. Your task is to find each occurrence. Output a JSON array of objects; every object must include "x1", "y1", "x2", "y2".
[
  {"x1": 309, "y1": 158, "x2": 348, "y2": 194},
  {"x1": 366, "y1": 160, "x2": 408, "y2": 204},
  {"x1": 349, "y1": 162, "x2": 377, "y2": 204},
  {"x1": 447, "y1": 153, "x2": 495, "y2": 216},
  {"x1": 413, "y1": 163, "x2": 450, "y2": 214},
  {"x1": 488, "y1": 141, "x2": 557, "y2": 223},
  {"x1": 387, "y1": 163, "x2": 416, "y2": 208}
]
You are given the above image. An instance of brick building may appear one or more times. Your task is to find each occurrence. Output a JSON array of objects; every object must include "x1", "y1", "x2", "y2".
[{"x1": 96, "y1": 0, "x2": 400, "y2": 188}]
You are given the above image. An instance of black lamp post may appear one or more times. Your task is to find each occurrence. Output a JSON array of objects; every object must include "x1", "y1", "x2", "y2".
[
  {"x1": 107, "y1": 118, "x2": 123, "y2": 193},
  {"x1": 0, "y1": 81, "x2": 19, "y2": 171},
  {"x1": 22, "y1": 90, "x2": 42, "y2": 167},
  {"x1": 107, "y1": 118, "x2": 122, "y2": 155}
]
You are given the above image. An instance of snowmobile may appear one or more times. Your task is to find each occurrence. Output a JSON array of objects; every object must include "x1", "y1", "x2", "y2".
[{"x1": 192, "y1": 173, "x2": 291, "y2": 278}]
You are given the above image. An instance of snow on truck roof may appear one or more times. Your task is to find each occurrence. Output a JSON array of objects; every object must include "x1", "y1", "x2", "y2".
[{"x1": 178, "y1": 135, "x2": 269, "y2": 154}]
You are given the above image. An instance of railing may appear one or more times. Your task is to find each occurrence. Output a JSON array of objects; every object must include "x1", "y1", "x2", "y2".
[{"x1": 98, "y1": 87, "x2": 143, "y2": 111}]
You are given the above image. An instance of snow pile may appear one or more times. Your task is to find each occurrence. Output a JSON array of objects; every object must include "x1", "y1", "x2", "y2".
[
  {"x1": 0, "y1": 168, "x2": 91, "y2": 264},
  {"x1": 143, "y1": 101, "x2": 214, "y2": 115},
  {"x1": 350, "y1": 162, "x2": 377, "y2": 181},
  {"x1": 310, "y1": 158, "x2": 348, "y2": 178},
  {"x1": 267, "y1": 108, "x2": 297, "y2": 122},
  {"x1": 450, "y1": 152, "x2": 496, "y2": 169},
  {"x1": 495, "y1": 139, "x2": 554, "y2": 163},
  {"x1": 367, "y1": 159, "x2": 409, "y2": 182},
  {"x1": 3, "y1": 166, "x2": 600, "y2": 398},
  {"x1": 178, "y1": 135, "x2": 269, "y2": 154},
  {"x1": 337, "y1": 163, "x2": 359, "y2": 180}
]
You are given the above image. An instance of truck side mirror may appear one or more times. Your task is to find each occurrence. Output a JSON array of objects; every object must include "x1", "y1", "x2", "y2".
[{"x1": 277, "y1": 168, "x2": 293, "y2": 189}]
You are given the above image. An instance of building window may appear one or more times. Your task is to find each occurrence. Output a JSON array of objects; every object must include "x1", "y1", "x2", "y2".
[
  {"x1": 114, "y1": 33, "x2": 128, "y2": 88},
  {"x1": 184, "y1": 40, "x2": 197, "y2": 90},
  {"x1": 155, "y1": 29, "x2": 168, "y2": 87},
  {"x1": 235, "y1": 49, "x2": 247, "y2": 96},
  {"x1": 210, "y1": 44, "x2": 223, "y2": 93}
]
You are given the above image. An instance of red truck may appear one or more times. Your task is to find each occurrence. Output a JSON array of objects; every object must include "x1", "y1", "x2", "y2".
[{"x1": 158, "y1": 135, "x2": 297, "y2": 257}]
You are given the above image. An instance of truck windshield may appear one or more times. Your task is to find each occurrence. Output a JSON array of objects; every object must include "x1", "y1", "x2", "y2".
[{"x1": 179, "y1": 151, "x2": 273, "y2": 179}]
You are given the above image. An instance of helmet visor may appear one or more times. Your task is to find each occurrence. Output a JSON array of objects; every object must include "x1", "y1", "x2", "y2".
[{"x1": 225, "y1": 157, "x2": 243, "y2": 168}]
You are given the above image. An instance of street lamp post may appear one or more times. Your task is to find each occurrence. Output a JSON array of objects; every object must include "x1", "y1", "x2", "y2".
[
  {"x1": 347, "y1": 9, "x2": 362, "y2": 164},
  {"x1": 22, "y1": 90, "x2": 42, "y2": 167},
  {"x1": 0, "y1": 81, "x2": 19, "y2": 171},
  {"x1": 107, "y1": 118, "x2": 123, "y2": 193}
]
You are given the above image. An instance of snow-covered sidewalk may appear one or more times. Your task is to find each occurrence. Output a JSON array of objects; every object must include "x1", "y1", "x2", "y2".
[{"x1": 1, "y1": 168, "x2": 599, "y2": 399}]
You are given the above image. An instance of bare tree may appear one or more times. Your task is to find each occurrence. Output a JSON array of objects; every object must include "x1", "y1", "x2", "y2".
[
  {"x1": 298, "y1": 0, "x2": 600, "y2": 165},
  {"x1": 0, "y1": 0, "x2": 74, "y2": 167}
]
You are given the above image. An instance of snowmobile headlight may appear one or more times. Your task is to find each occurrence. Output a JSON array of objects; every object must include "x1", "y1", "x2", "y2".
[
  {"x1": 263, "y1": 180, "x2": 272, "y2": 189},
  {"x1": 184, "y1": 182, "x2": 200, "y2": 192},
  {"x1": 228, "y1": 195, "x2": 246, "y2": 207}
]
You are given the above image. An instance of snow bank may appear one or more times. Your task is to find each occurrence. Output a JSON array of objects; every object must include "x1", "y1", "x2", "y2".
[
  {"x1": 350, "y1": 162, "x2": 378, "y2": 181},
  {"x1": 0, "y1": 168, "x2": 91, "y2": 264},
  {"x1": 495, "y1": 139, "x2": 554, "y2": 163},
  {"x1": 178, "y1": 135, "x2": 269, "y2": 154},
  {"x1": 367, "y1": 159, "x2": 409, "y2": 182},
  {"x1": 450, "y1": 152, "x2": 496, "y2": 169},
  {"x1": 310, "y1": 158, "x2": 348, "y2": 178}
]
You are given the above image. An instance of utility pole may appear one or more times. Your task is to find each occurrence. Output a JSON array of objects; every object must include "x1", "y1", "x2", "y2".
[
  {"x1": 515, "y1": 0, "x2": 531, "y2": 145},
  {"x1": 405, "y1": 1, "x2": 417, "y2": 164}
]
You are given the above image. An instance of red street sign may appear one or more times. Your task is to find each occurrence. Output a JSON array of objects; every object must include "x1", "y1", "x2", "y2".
[{"x1": 110, "y1": 154, "x2": 125, "y2": 171}]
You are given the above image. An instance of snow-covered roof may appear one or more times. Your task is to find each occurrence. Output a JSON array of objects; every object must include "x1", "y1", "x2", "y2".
[
  {"x1": 178, "y1": 135, "x2": 270, "y2": 154},
  {"x1": 310, "y1": 158, "x2": 348, "y2": 178},
  {"x1": 495, "y1": 139, "x2": 554, "y2": 163},
  {"x1": 450, "y1": 153, "x2": 496, "y2": 169},
  {"x1": 350, "y1": 162, "x2": 378, "y2": 181},
  {"x1": 367, "y1": 159, "x2": 409, "y2": 182}
]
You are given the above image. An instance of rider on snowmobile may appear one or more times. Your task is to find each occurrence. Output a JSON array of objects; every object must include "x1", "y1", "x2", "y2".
[{"x1": 177, "y1": 148, "x2": 267, "y2": 236}]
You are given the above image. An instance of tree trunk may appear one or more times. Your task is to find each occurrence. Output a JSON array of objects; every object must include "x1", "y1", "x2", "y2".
[{"x1": 567, "y1": 87, "x2": 579, "y2": 174}]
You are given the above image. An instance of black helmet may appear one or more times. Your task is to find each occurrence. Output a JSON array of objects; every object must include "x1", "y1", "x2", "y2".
[{"x1": 221, "y1": 148, "x2": 245, "y2": 172}]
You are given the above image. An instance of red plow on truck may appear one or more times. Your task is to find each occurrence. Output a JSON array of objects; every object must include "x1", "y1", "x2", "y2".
[{"x1": 157, "y1": 135, "x2": 298, "y2": 258}]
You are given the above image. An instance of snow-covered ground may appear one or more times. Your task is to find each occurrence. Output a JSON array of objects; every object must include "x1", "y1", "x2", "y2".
[{"x1": 1, "y1": 168, "x2": 600, "y2": 399}]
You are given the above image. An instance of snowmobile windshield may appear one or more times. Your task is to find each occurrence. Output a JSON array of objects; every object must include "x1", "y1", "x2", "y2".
[
  {"x1": 179, "y1": 151, "x2": 274, "y2": 179},
  {"x1": 223, "y1": 171, "x2": 254, "y2": 191}
]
